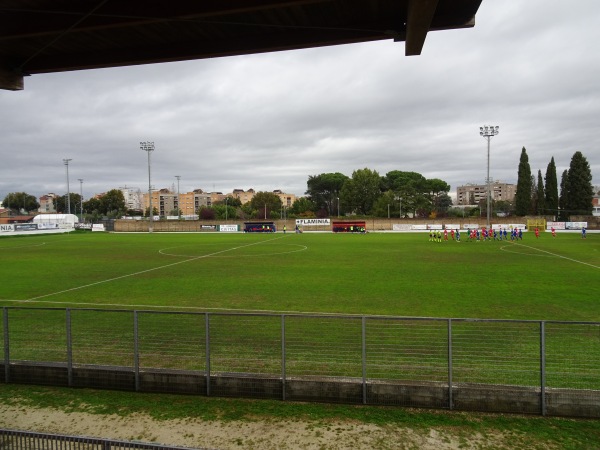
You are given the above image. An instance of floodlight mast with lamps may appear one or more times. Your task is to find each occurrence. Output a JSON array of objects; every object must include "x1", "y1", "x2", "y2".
[
  {"x1": 140, "y1": 142, "x2": 155, "y2": 233},
  {"x1": 78, "y1": 178, "x2": 83, "y2": 218},
  {"x1": 479, "y1": 125, "x2": 499, "y2": 229},
  {"x1": 175, "y1": 175, "x2": 181, "y2": 218},
  {"x1": 63, "y1": 158, "x2": 72, "y2": 214}
]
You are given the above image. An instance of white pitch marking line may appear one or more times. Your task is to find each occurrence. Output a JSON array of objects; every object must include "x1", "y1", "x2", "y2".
[
  {"x1": 25, "y1": 235, "x2": 289, "y2": 301},
  {"x1": 0, "y1": 242, "x2": 47, "y2": 250},
  {"x1": 510, "y1": 242, "x2": 600, "y2": 269}
]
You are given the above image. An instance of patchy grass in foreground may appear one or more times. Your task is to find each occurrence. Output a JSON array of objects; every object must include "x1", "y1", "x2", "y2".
[{"x1": 1, "y1": 384, "x2": 600, "y2": 450}]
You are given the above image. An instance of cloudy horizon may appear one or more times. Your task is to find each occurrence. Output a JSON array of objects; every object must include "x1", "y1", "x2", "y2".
[{"x1": 1, "y1": 0, "x2": 598, "y2": 204}]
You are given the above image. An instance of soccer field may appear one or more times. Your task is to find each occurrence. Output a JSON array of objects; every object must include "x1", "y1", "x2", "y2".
[{"x1": 1, "y1": 231, "x2": 599, "y2": 321}]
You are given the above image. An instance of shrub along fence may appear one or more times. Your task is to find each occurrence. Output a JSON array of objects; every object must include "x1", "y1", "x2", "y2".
[{"x1": 2, "y1": 307, "x2": 599, "y2": 418}]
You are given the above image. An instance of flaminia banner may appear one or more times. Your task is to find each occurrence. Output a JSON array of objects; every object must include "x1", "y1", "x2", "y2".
[{"x1": 295, "y1": 219, "x2": 331, "y2": 226}]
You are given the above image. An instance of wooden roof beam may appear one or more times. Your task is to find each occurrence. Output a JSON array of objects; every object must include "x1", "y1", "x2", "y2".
[{"x1": 405, "y1": 0, "x2": 438, "y2": 56}]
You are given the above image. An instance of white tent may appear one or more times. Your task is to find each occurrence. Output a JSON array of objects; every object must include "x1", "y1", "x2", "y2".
[{"x1": 33, "y1": 214, "x2": 79, "y2": 228}]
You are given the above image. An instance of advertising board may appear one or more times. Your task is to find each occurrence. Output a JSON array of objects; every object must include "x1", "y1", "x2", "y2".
[
  {"x1": 0, "y1": 224, "x2": 14, "y2": 232},
  {"x1": 295, "y1": 219, "x2": 331, "y2": 226},
  {"x1": 219, "y1": 224, "x2": 239, "y2": 232}
]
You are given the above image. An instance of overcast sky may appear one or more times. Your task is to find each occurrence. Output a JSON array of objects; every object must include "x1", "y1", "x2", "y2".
[{"x1": 1, "y1": 0, "x2": 599, "y2": 203}]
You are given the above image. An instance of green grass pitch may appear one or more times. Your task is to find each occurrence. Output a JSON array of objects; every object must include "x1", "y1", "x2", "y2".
[{"x1": 0, "y1": 231, "x2": 598, "y2": 321}]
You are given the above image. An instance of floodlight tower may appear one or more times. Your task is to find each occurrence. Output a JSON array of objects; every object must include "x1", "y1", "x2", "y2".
[
  {"x1": 140, "y1": 141, "x2": 155, "y2": 232},
  {"x1": 78, "y1": 178, "x2": 83, "y2": 218},
  {"x1": 175, "y1": 175, "x2": 181, "y2": 218},
  {"x1": 63, "y1": 158, "x2": 72, "y2": 214},
  {"x1": 479, "y1": 125, "x2": 499, "y2": 229}
]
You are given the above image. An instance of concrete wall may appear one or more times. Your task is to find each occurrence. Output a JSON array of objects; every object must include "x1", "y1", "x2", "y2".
[{"x1": 3, "y1": 362, "x2": 599, "y2": 418}]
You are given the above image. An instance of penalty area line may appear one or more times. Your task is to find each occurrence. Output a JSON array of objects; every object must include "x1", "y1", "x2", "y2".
[
  {"x1": 511, "y1": 242, "x2": 600, "y2": 269},
  {"x1": 25, "y1": 235, "x2": 290, "y2": 301}
]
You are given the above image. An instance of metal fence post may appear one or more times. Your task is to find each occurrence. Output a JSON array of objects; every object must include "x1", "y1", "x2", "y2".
[
  {"x1": 281, "y1": 314, "x2": 286, "y2": 401},
  {"x1": 205, "y1": 313, "x2": 211, "y2": 396},
  {"x1": 134, "y1": 311, "x2": 140, "y2": 392},
  {"x1": 66, "y1": 309, "x2": 72, "y2": 387},
  {"x1": 448, "y1": 318, "x2": 453, "y2": 410},
  {"x1": 540, "y1": 321, "x2": 546, "y2": 416},
  {"x1": 362, "y1": 316, "x2": 367, "y2": 405},
  {"x1": 3, "y1": 307, "x2": 8, "y2": 383}
]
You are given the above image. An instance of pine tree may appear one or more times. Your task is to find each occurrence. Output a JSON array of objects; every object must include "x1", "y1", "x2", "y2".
[
  {"x1": 558, "y1": 169, "x2": 570, "y2": 220},
  {"x1": 515, "y1": 147, "x2": 532, "y2": 216},
  {"x1": 544, "y1": 157, "x2": 558, "y2": 217},
  {"x1": 565, "y1": 151, "x2": 594, "y2": 215},
  {"x1": 536, "y1": 170, "x2": 545, "y2": 215}
]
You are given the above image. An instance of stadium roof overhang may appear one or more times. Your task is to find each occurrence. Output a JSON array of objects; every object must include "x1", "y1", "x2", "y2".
[{"x1": 0, "y1": 0, "x2": 483, "y2": 91}]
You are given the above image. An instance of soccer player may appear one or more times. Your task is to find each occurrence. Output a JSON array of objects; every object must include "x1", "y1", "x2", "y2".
[
  {"x1": 444, "y1": 229, "x2": 448, "y2": 241},
  {"x1": 450, "y1": 229, "x2": 455, "y2": 240},
  {"x1": 456, "y1": 229, "x2": 461, "y2": 242},
  {"x1": 551, "y1": 227, "x2": 556, "y2": 237},
  {"x1": 535, "y1": 227, "x2": 540, "y2": 239},
  {"x1": 582, "y1": 227, "x2": 587, "y2": 239}
]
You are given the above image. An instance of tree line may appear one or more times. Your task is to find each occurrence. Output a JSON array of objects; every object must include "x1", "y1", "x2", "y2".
[{"x1": 515, "y1": 149, "x2": 594, "y2": 219}]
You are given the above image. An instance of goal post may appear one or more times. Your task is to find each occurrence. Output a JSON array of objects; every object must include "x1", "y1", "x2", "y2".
[{"x1": 527, "y1": 218, "x2": 546, "y2": 230}]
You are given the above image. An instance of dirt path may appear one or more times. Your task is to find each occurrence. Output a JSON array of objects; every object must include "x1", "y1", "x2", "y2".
[{"x1": 0, "y1": 404, "x2": 511, "y2": 449}]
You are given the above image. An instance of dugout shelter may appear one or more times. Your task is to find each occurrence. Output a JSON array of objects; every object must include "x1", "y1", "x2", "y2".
[
  {"x1": 332, "y1": 221, "x2": 366, "y2": 233},
  {"x1": 244, "y1": 221, "x2": 276, "y2": 233}
]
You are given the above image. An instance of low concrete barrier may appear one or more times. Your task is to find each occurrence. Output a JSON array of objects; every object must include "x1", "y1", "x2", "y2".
[{"x1": 3, "y1": 361, "x2": 599, "y2": 418}]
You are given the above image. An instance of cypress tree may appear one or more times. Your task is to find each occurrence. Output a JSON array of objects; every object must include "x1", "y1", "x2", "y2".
[
  {"x1": 515, "y1": 147, "x2": 532, "y2": 216},
  {"x1": 536, "y1": 170, "x2": 545, "y2": 215},
  {"x1": 544, "y1": 157, "x2": 558, "y2": 217},
  {"x1": 558, "y1": 169, "x2": 570, "y2": 220},
  {"x1": 566, "y1": 151, "x2": 594, "y2": 215}
]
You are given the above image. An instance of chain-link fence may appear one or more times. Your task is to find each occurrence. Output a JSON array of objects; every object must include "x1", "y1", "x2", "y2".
[{"x1": 2, "y1": 307, "x2": 599, "y2": 417}]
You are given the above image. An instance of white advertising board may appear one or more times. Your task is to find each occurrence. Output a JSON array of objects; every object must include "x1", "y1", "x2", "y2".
[
  {"x1": 219, "y1": 224, "x2": 239, "y2": 232},
  {"x1": 296, "y1": 218, "x2": 330, "y2": 226},
  {"x1": 92, "y1": 224, "x2": 105, "y2": 232},
  {"x1": 0, "y1": 224, "x2": 14, "y2": 232}
]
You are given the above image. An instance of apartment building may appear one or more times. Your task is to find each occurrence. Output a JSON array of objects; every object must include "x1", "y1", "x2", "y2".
[
  {"x1": 38, "y1": 193, "x2": 57, "y2": 213},
  {"x1": 120, "y1": 187, "x2": 143, "y2": 211},
  {"x1": 143, "y1": 188, "x2": 211, "y2": 216},
  {"x1": 456, "y1": 181, "x2": 516, "y2": 206}
]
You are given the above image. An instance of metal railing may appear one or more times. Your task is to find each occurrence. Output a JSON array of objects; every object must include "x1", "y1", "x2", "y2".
[
  {"x1": 2, "y1": 307, "x2": 600, "y2": 417},
  {"x1": 0, "y1": 428, "x2": 206, "y2": 449}
]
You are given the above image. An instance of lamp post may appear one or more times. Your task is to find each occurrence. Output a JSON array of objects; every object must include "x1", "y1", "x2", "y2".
[
  {"x1": 225, "y1": 197, "x2": 229, "y2": 221},
  {"x1": 78, "y1": 178, "x2": 83, "y2": 219},
  {"x1": 337, "y1": 197, "x2": 340, "y2": 218},
  {"x1": 479, "y1": 125, "x2": 499, "y2": 229},
  {"x1": 140, "y1": 141, "x2": 155, "y2": 233},
  {"x1": 175, "y1": 175, "x2": 181, "y2": 218},
  {"x1": 387, "y1": 204, "x2": 390, "y2": 219},
  {"x1": 63, "y1": 159, "x2": 72, "y2": 214}
]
